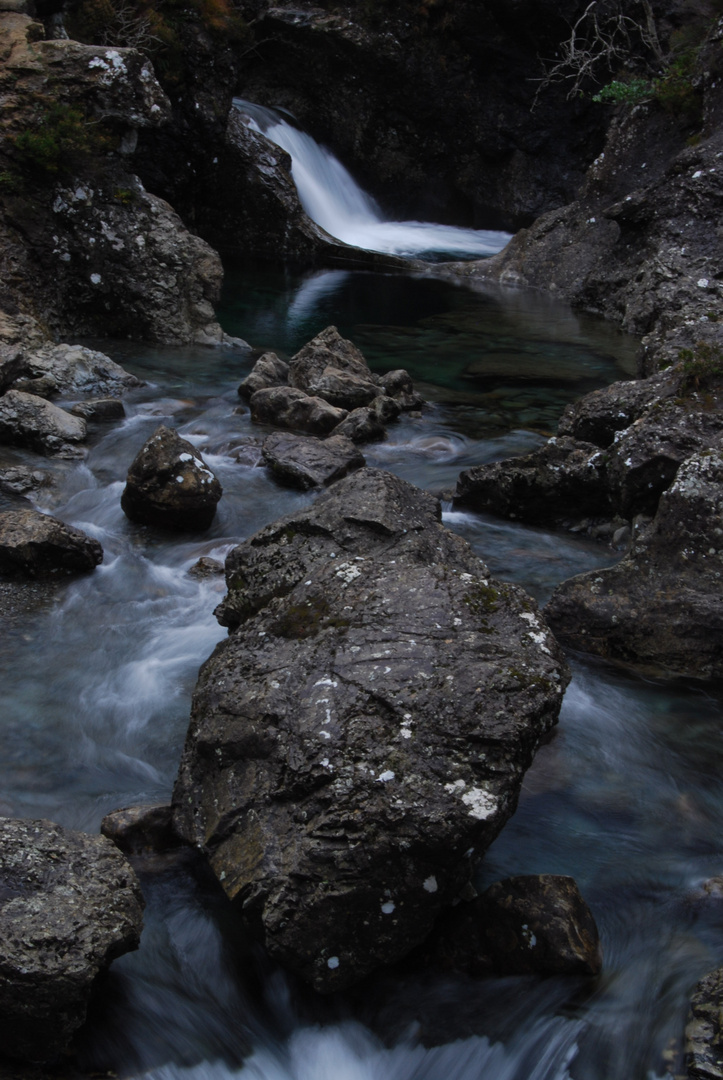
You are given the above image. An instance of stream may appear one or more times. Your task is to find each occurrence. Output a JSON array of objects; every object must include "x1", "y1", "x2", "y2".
[{"x1": 2, "y1": 266, "x2": 723, "y2": 1080}]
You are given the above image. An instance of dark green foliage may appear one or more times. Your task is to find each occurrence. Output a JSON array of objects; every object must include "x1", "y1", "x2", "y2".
[
  {"x1": 678, "y1": 342, "x2": 723, "y2": 394},
  {"x1": 13, "y1": 103, "x2": 110, "y2": 175}
]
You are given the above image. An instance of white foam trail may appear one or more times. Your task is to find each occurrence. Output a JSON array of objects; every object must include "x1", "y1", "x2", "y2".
[{"x1": 233, "y1": 99, "x2": 511, "y2": 259}]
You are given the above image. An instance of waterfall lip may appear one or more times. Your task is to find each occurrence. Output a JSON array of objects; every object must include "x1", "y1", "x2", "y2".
[{"x1": 231, "y1": 98, "x2": 512, "y2": 262}]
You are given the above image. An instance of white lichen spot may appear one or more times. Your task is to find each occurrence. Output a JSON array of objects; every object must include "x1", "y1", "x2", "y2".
[
  {"x1": 399, "y1": 726, "x2": 413, "y2": 740},
  {"x1": 270, "y1": 680, "x2": 280, "y2": 689},
  {"x1": 376, "y1": 770, "x2": 395, "y2": 783},
  {"x1": 175, "y1": 475, "x2": 184, "y2": 484},
  {"x1": 693, "y1": 170, "x2": 703, "y2": 178},
  {"x1": 381, "y1": 901, "x2": 395, "y2": 914},
  {"x1": 315, "y1": 677, "x2": 338, "y2": 687},
  {"x1": 90, "y1": 273, "x2": 102, "y2": 285},
  {"x1": 423, "y1": 876, "x2": 438, "y2": 893},
  {"x1": 327, "y1": 956, "x2": 340, "y2": 970},
  {"x1": 444, "y1": 779, "x2": 467, "y2": 795},
  {"x1": 319, "y1": 730, "x2": 331, "y2": 740},
  {"x1": 698, "y1": 278, "x2": 710, "y2": 288},
  {"x1": 336, "y1": 562, "x2": 362, "y2": 585},
  {"x1": 461, "y1": 787, "x2": 498, "y2": 820}
]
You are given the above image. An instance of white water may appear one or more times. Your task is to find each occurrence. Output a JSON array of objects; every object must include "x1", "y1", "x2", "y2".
[{"x1": 232, "y1": 99, "x2": 512, "y2": 259}]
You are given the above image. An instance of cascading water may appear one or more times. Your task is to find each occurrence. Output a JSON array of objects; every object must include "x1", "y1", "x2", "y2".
[{"x1": 233, "y1": 99, "x2": 512, "y2": 259}]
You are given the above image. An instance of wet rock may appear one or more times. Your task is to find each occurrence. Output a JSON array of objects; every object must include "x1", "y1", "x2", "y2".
[
  {"x1": 0, "y1": 503, "x2": 103, "y2": 577},
  {"x1": 238, "y1": 352, "x2": 290, "y2": 400},
  {"x1": 70, "y1": 397, "x2": 126, "y2": 422},
  {"x1": 379, "y1": 369, "x2": 425, "y2": 412},
  {"x1": 332, "y1": 405, "x2": 388, "y2": 444},
  {"x1": 426, "y1": 875, "x2": 601, "y2": 978},
  {"x1": 686, "y1": 967, "x2": 723, "y2": 1080},
  {"x1": 289, "y1": 326, "x2": 382, "y2": 411},
  {"x1": 0, "y1": 466, "x2": 51, "y2": 496},
  {"x1": 0, "y1": 816, "x2": 144, "y2": 1063},
  {"x1": 454, "y1": 436, "x2": 613, "y2": 528},
  {"x1": 121, "y1": 425, "x2": 222, "y2": 531},
  {"x1": 557, "y1": 371, "x2": 678, "y2": 449},
  {"x1": 0, "y1": 390, "x2": 87, "y2": 457},
  {"x1": 6, "y1": 344, "x2": 141, "y2": 401},
  {"x1": 262, "y1": 431, "x2": 365, "y2": 489},
  {"x1": 173, "y1": 468, "x2": 570, "y2": 993},
  {"x1": 187, "y1": 556, "x2": 225, "y2": 579},
  {"x1": 250, "y1": 385, "x2": 348, "y2": 436},
  {"x1": 101, "y1": 804, "x2": 180, "y2": 856},
  {"x1": 545, "y1": 449, "x2": 723, "y2": 679}
]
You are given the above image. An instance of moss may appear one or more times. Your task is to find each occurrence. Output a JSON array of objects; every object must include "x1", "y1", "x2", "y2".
[
  {"x1": 678, "y1": 342, "x2": 723, "y2": 395},
  {"x1": 12, "y1": 102, "x2": 112, "y2": 176},
  {"x1": 274, "y1": 596, "x2": 350, "y2": 639}
]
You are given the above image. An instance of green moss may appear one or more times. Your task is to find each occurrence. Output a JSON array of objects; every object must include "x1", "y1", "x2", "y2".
[
  {"x1": 274, "y1": 596, "x2": 350, "y2": 639},
  {"x1": 13, "y1": 102, "x2": 111, "y2": 175},
  {"x1": 678, "y1": 342, "x2": 723, "y2": 395}
]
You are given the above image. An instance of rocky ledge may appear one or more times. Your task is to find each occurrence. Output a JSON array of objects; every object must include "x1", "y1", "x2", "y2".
[{"x1": 172, "y1": 467, "x2": 569, "y2": 992}]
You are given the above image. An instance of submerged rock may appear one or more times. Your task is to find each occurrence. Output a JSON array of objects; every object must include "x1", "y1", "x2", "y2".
[
  {"x1": 261, "y1": 431, "x2": 365, "y2": 489},
  {"x1": 425, "y1": 875, "x2": 601, "y2": 978},
  {"x1": 172, "y1": 468, "x2": 569, "y2": 992},
  {"x1": 0, "y1": 816, "x2": 143, "y2": 1063},
  {"x1": 0, "y1": 389, "x2": 87, "y2": 457},
  {"x1": 121, "y1": 425, "x2": 222, "y2": 531},
  {"x1": 0, "y1": 502, "x2": 103, "y2": 577},
  {"x1": 545, "y1": 449, "x2": 723, "y2": 679}
]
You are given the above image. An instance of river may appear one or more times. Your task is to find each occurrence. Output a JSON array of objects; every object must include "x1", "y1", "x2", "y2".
[{"x1": 2, "y1": 266, "x2": 722, "y2": 1080}]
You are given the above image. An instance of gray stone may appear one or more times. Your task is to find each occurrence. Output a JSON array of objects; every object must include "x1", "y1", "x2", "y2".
[
  {"x1": 0, "y1": 816, "x2": 144, "y2": 1063},
  {"x1": 250, "y1": 385, "x2": 348, "y2": 436},
  {"x1": 70, "y1": 397, "x2": 126, "y2": 422},
  {"x1": 10, "y1": 344, "x2": 141, "y2": 400},
  {"x1": 686, "y1": 967, "x2": 723, "y2": 1080},
  {"x1": 0, "y1": 505, "x2": 103, "y2": 577},
  {"x1": 262, "y1": 431, "x2": 365, "y2": 489},
  {"x1": 238, "y1": 352, "x2": 290, "y2": 400},
  {"x1": 173, "y1": 468, "x2": 569, "y2": 992},
  {"x1": 0, "y1": 390, "x2": 87, "y2": 456},
  {"x1": 101, "y1": 804, "x2": 179, "y2": 856},
  {"x1": 121, "y1": 425, "x2": 222, "y2": 531},
  {"x1": 288, "y1": 326, "x2": 381, "y2": 410}
]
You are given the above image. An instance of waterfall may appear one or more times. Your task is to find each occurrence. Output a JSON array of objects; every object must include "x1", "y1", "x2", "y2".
[{"x1": 232, "y1": 99, "x2": 512, "y2": 260}]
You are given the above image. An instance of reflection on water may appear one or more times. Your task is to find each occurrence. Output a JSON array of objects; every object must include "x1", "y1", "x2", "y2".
[{"x1": 1, "y1": 268, "x2": 720, "y2": 1080}]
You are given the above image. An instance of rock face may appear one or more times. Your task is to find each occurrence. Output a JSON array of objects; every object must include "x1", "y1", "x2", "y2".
[
  {"x1": 121, "y1": 425, "x2": 222, "y2": 531},
  {"x1": 0, "y1": 13, "x2": 231, "y2": 345},
  {"x1": 686, "y1": 967, "x2": 723, "y2": 1080},
  {"x1": 545, "y1": 449, "x2": 723, "y2": 679},
  {"x1": 261, "y1": 431, "x2": 365, "y2": 489},
  {"x1": 0, "y1": 389, "x2": 87, "y2": 456},
  {"x1": 172, "y1": 468, "x2": 569, "y2": 992},
  {"x1": 0, "y1": 816, "x2": 144, "y2": 1063},
  {"x1": 424, "y1": 874, "x2": 601, "y2": 978},
  {"x1": 0, "y1": 502, "x2": 103, "y2": 577}
]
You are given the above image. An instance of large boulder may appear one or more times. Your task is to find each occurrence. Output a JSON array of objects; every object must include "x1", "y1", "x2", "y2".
[
  {"x1": 545, "y1": 449, "x2": 723, "y2": 678},
  {"x1": 172, "y1": 468, "x2": 569, "y2": 992},
  {"x1": 6, "y1": 343, "x2": 141, "y2": 400},
  {"x1": 121, "y1": 425, "x2": 222, "y2": 531},
  {"x1": 261, "y1": 431, "x2": 365, "y2": 489},
  {"x1": 0, "y1": 816, "x2": 144, "y2": 1063},
  {"x1": 0, "y1": 389, "x2": 87, "y2": 456},
  {"x1": 0, "y1": 502, "x2": 103, "y2": 577},
  {"x1": 238, "y1": 351, "x2": 290, "y2": 400}
]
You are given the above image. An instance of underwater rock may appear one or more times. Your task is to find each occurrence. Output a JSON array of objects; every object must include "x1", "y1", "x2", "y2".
[
  {"x1": 0, "y1": 816, "x2": 143, "y2": 1063},
  {"x1": 121, "y1": 424, "x2": 222, "y2": 531},
  {"x1": 173, "y1": 468, "x2": 569, "y2": 992}
]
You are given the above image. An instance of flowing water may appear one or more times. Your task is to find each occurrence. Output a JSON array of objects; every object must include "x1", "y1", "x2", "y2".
[
  {"x1": 232, "y1": 100, "x2": 512, "y2": 260},
  {"x1": 2, "y1": 268, "x2": 723, "y2": 1080}
]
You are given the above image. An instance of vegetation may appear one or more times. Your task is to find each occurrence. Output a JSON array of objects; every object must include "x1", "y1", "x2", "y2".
[
  {"x1": 678, "y1": 342, "x2": 723, "y2": 394},
  {"x1": 12, "y1": 102, "x2": 111, "y2": 175}
]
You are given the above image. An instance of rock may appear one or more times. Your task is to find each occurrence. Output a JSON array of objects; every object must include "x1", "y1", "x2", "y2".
[
  {"x1": 0, "y1": 504, "x2": 103, "y2": 577},
  {"x1": 426, "y1": 875, "x2": 601, "y2": 978},
  {"x1": 70, "y1": 397, "x2": 126, "y2": 422},
  {"x1": 557, "y1": 371, "x2": 678, "y2": 448},
  {"x1": 0, "y1": 466, "x2": 51, "y2": 496},
  {"x1": 7, "y1": 344, "x2": 141, "y2": 400},
  {"x1": 173, "y1": 468, "x2": 569, "y2": 992},
  {"x1": 545, "y1": 449, "x2": 723, "y2": 679},
  {"x1": 121, "y1": 425, "x2": 222, "y2": 531},
  {"x1": 379, "y1": 368, "x2": 425, "y2": 411},
  {"x1": 101, "y1": 804, "x2": 180, "y2": 856},
  {"x1": 454, "y1": 436, "x2": 613, "y2": 528},
  {"x1": 0, "y1": 390, "x2": 87, "y2": 456},
  {"x1": 187, "y1": 556, "x2": 225, "y2": 579},
  {"x1": 332, "y1": 405, "x2": 388, "y2": 444},
  {"x1": 0, "y1": 816, "x2": 144, "y2": 1063},
  {"x1": 238, "y1": 352, "x2": 290, "y2": 400},
  {"x1": 686, "y1": 967, "x2": 723, "y2": 1080},
  {"x1": 250, "y1": 385, "x2": 348, "y2": 436},
  {"x1": 288, "y1": 326, "x2": 382, "y2": 410},
  {"x1": 262, "y1": 431, "x2": 365, "y2": 489}
]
